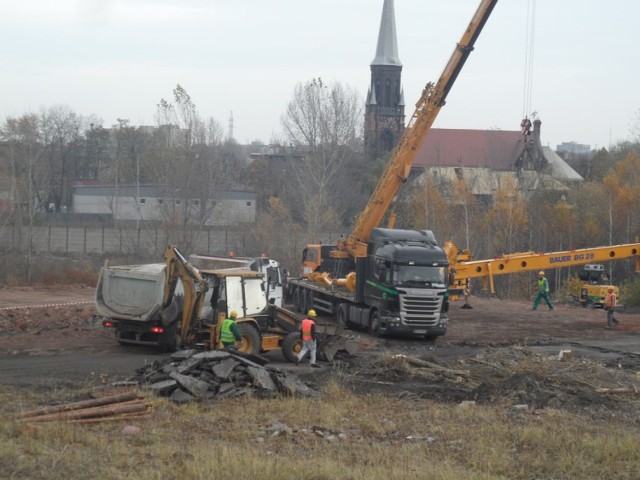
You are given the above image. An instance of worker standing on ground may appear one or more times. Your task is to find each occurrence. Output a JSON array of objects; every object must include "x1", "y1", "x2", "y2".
[
  {"x1": 297, "y1": 310, "x2": 320, "y2": 368},
  {"x1": 220, "y1": 310, "x2": 242, "y2": 349},
  {"x1": 532, "y1": 271, "x2": 554, "y2": 311},
  {"x1": 605, "y1": 288, "x2": 620, "y2": 328}
]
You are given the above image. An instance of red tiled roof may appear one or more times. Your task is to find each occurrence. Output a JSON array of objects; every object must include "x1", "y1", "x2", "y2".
[{"x1": 412, "y1": 128, "x2": 525, "y2": 171}]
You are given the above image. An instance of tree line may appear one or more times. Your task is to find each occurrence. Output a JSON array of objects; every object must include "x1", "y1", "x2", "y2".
[{"x1": 1, "y1": 81, "x2": 640, "y2": 304}]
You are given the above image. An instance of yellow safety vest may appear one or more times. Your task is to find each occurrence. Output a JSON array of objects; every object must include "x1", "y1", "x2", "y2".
[
  {"x1": 221, "y1": 318, "x2": 237, "y2": 343},
  {"x1": 301, "y1": 318, "x2": 315, "y2": 341}
]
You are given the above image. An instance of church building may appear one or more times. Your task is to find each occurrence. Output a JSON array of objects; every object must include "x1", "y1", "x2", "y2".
[{"x1": 364, "y1": 0, "x2": 582, "y2": 196}]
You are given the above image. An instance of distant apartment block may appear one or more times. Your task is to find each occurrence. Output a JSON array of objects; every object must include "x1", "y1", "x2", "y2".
[{"x1": 556, "y1": 141, "x2": 591, "y2": 155}]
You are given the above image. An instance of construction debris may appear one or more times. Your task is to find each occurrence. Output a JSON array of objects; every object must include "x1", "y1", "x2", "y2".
[
  {"x1": 16, "y1": 391, "x2": 152, "y2": 424},
  {"x1": 134, "y1": 349, "x2": 320, "y2": 402}
]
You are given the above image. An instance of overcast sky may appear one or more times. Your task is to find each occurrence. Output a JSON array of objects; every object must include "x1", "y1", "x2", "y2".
[{"x1": 2, "y1": 0, "x2": 639, "y2": 150}]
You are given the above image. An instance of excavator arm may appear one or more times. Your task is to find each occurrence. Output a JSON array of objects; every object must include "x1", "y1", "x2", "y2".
[
  {"x1": 162, "y1": 245, "x2": 209, "y2": 345},
  {"x1": 335, "y1": 0, "x2": 498, "y2": 260}
]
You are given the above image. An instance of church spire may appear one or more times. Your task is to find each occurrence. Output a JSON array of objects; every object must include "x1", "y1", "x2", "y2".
[
  {"x1": 364, "y1": 0, "x2": 405, "y2": 162},
  {"x1": 371, "y1": 0, "x2": 402, "y2": 66}
]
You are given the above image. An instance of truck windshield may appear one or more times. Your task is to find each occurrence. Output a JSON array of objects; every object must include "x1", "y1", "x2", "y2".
[{"x1": 393, "y1": 265, "x2": 446, "y2": 287}]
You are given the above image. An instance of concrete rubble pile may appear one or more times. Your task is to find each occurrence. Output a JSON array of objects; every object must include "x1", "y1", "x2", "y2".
[{"x1": 135, "y1": 349, "x2": 320, "y2": 403}]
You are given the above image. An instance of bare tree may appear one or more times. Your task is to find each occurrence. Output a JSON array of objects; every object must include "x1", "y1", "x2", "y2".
[
  {"x1": 150, "y1": 85, "x2": 226, "y2": 251},
  {"x1": 39, "y1": 106, "x2": 89, "y2": 211},
  {"x1": 281, "y1": 78, "x2": 363, "y2": 238}
]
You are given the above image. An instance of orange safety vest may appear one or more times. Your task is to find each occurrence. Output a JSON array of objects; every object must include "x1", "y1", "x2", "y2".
[
  {"x1": 606, "y1": 292, "x2": 617, "y2": 308},
  {"x1": 301, "y1": 318, "x2": 315, "y2": 341}
]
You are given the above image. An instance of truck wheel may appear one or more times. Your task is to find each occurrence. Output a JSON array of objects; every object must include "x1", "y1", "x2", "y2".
[
  {"x1": 237, "y1": 323, "x2": 261, "y2": 354},
  {"x1": 369, "y1": 311, "x2": 381, "y2": 337},
  {"x1": 281, "y1": 331, "x2": 303, "y2": 363},
  {"x1": 336, "y1": 303, "x2": 349, "y2": 328},
  {"x1": 159, "y1": 322, "x2": 179, "y2": 352}
]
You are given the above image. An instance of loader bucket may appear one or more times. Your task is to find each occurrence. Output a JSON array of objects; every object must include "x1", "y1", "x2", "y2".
[{"x1": 319, "y1": 334, "x2": 361, "y2": 362}]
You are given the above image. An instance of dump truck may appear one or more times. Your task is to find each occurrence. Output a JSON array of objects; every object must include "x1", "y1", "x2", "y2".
[
  {"x1": 286, "y1": 0, "x2": 498, "y2": 339},
  {"x1": 96, "y1": 246, "x2": 357, "y2": 362}
]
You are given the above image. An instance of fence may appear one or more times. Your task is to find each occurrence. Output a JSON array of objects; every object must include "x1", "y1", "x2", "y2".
[{"x1": 0, "y1": 224, "x2": 252, "y2": 257}]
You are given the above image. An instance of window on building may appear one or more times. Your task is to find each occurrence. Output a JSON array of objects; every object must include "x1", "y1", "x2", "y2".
[
  {"x1": 158, "y1": 199, "x2": 164, "y2": 205},
  {"x1": 140, "y1": 198, "x2": 146, "y2": 204},
  {"x1": 246, "y1": 201, "x2": 252, "y2": 207},
  {"x1": 193, "y1": 199, "x2": 200, "y2": 206},
  {"x1": 175, "y1": 199, "x2": 181, "y2": 206}
]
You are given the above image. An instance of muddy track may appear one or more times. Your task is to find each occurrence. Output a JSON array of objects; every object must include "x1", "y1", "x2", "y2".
[{"x1": 1, "y1": 286, "x2": 639, "y2": 417}]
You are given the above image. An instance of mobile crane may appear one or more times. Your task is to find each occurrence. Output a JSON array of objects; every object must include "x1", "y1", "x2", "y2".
[
  {"x1": 286, "y1": 0, "x2": 498, "y2": 338},
  {"x1": 445, "y1": 241, "x2": 640, "y2": 307}
]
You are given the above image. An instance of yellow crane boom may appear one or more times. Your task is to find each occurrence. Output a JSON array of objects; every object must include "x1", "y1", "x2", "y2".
[
  {"x1": 334, "y1": 0, "x2": 498, "y2": 260},
  {"x1": 445, "y1": 241, "x2": 640, "y2": 295}
]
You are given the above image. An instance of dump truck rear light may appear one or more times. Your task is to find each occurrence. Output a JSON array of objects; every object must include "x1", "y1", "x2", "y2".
[
  {"x1": 151, "y1": 327, "x2": 164, "y2": 334},
  {"x1": 102, "y1": 320, "x2": 113, "y2": 328}
]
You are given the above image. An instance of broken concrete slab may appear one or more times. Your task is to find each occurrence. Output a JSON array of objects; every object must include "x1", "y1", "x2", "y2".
[
  {"x1": 192, "y1": 350, "x2": 231, "y2": 360},
  {"x1": 247, "y1": 366, "x2": 277, "y2": 391},
  {"x1": 170, "y1": 388, "x2": 196, "y2": 404},
  {"x1": 135, "y1": 347, "x2": 320, "y2": 403},
  {"x1": 176, "y1": 357, "x2": 203, "y2": 375},
  {"x1": 211, "y1": 358, "x2": 239, "y2": 380},
  {"x1": 169, "y1": 372, "x2": 212, "y2": 399},
  {"x1": 145, "y1": 379, "x2": 178, "y2": 395}
]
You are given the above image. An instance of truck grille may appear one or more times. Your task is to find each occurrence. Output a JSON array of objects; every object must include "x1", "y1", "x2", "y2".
[{"x1": 400, "y1": 294, "x2": 441, "y2": 327}]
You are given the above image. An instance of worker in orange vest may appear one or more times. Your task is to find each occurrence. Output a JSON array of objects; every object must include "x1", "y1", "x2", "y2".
[
  {"x1": 605, "y1": 288, "x2": 620, "y2": 328},
  {"x1": 296, "y1": 310, "x2": 320, "y2": 368}
]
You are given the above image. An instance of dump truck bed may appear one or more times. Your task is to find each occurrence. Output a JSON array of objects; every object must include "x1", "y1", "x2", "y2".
[{"x1": 95, "y1": 263, "x2": 167, "y2": 321}]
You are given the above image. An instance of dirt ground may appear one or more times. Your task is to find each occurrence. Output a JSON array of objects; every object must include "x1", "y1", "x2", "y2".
[{"x1": 1, "y1": 285, "x2": 639, "y2": 419}]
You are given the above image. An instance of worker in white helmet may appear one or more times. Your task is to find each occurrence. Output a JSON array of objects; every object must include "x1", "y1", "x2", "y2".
[{"x1": 532, "y1": 271, "x2": 554, "y2": 311}]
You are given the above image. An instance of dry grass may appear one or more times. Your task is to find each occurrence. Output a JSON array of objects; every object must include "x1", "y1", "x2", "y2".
[{"x1": 1, "y1": 377, "x2": 639, "y2": 480}]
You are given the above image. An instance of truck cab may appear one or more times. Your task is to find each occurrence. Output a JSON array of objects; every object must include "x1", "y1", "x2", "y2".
[{"x1": 363, "y1": 228, "x2": 449, "y2": 337}]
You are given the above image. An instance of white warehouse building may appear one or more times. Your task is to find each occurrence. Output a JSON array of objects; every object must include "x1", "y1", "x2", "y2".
[{"x1": 72, "y1": 184, "x2": 256, "y2": 225}]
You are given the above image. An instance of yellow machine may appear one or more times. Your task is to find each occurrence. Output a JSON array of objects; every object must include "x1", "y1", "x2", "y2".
[
  {"x1": 444, "y1": 241, "x2": 640, "y2": 302},
  {"x1": 301, "y1": 0, "x2": 499, "y2": 274},
  {"x1": 100, "y1": 245, "x2": 357, "y2": 362},
  {"x1": 578, "y1": 264, "x2": 619, "y2": 309},
  {"x1": 287, "y1": 0, "x2": 498, "y2": 339},
  {"x1": 333, "y1": 0, "x2": 498, "y2": 263},
  {"x1": 297, "y1": 0, "x2": 498, "y2": 269}
]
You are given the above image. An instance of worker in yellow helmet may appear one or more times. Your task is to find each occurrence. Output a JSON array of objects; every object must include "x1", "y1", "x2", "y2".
[
  {"x1": 296, "y1": 310, "x2": 320, "y2": 368},
  {"x1": 220, "y1": 310, "x2": 242, "y2": 349},
  {"x1": 532, "y1": 271, "x2": 554, "y2": 311}
]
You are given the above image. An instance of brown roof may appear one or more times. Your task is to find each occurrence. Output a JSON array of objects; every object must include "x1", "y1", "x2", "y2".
[{"x1": 412, "y1": 128, "x2": 525, "y2": 171}]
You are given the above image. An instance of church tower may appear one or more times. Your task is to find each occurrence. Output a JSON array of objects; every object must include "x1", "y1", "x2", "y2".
[{"x1": 364, "y1": 0, "x2": 406, "y2": 162}]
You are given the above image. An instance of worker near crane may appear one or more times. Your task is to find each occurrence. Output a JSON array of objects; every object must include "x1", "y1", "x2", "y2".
[
  {"x1": 532, "y1": 271, "x2": 554, "y2": 311},
  {"x1": 605, "y1": 288, "x2": 620, "y2": 328},
  {"x1": 220, "y1": 310, "x2": 242, "y2": 349},
  {"x1": 296, "y1": 310, "x2": 320, "y2": 368}
]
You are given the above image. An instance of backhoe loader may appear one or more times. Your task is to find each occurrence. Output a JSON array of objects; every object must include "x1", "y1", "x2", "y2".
[{"x1": 97, "y1": 246, "x2": 358, "y2": 362}]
